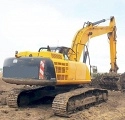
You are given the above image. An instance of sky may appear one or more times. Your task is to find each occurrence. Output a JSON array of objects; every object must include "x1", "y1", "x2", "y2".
[{"x1": 0, "y1": 0, "x2": 125, "y2": 73}]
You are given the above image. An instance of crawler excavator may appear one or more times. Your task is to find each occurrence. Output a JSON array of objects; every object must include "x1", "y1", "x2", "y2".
[{"x1": 2, "y1": 16, "x2": 123, "y2": 117}]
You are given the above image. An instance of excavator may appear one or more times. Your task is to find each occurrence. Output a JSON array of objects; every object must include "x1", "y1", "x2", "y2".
[{"x1": 2, "y1": 16, "x2": 124, "y2": 117}]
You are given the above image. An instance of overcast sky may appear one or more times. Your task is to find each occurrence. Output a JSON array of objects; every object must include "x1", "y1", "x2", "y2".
[{"x1": 0, "y1": 0, "x2": 125, "y2": 73}]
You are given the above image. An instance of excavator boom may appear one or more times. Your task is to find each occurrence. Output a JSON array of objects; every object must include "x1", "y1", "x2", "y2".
[
  {"x1": 68, "y1": 16, "x2": 125, "y2": 91},
  {"x1": 69, "y1": 16, "x2": 118, "y2": 73}
]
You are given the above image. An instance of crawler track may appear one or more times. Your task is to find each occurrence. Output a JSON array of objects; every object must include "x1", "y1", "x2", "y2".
[
  {"x1": 7, "y1": 86, "x2": 48, "y2": 108},
  {"x1": 7, "y1": 86, "x2": 108, "y2": 117},
  {"x1": 52, "y1": 88, "x2": 108, "y2": 117},
  {"x1": 7, "y1": 89, "x2": 22, "y2": 107}
]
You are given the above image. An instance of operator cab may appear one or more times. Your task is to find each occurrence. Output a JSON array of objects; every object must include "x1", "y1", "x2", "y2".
[{"x1": 38, "y1": 46, "x2": 72, "y2": 60}]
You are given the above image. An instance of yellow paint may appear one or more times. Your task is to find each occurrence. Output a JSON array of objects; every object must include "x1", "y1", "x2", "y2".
[
  {"x1": 69, "y1": 16, "x2": 118, "y2": 73},
  {"x1": 14, "y1": 16, "x2": 118, "y2": 86},
  {"x1": 52, "y1": 58, "x2": 91, "y2": 85}
]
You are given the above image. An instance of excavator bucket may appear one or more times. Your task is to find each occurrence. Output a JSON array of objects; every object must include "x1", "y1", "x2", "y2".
[{"x1": 91, "y1": 72, "x2": 125, "y2": 91}]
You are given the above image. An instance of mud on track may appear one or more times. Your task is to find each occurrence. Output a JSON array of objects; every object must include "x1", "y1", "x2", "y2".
[{"x1": 0, "y1": 73, "x2": 125, "y2": 120}]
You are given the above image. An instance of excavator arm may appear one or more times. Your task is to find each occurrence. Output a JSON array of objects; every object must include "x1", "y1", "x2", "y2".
[{"x1": 68, "y1": 16, "x2": 118, "y2": 73}]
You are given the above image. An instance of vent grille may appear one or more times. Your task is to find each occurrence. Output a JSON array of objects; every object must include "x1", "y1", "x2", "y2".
[
  {"x1": 51, "y1": 53, "x2": 62, "y2": 59},
  {"x1": 54, "y1": 62, "x2": 68, "y2": 80}
]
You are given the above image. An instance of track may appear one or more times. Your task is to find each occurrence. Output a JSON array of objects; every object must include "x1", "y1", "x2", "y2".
[
  {"x1": 7, "y1": 86, "x2": 55, "y2": 108},
  {"x1": 7, "y1": 86, "x2": 108, "y2": 117},
  {"x1": 7, "y1": 89, "x2": 22, "y2": 107},
  {"x1": 52, "y1": 87, "x2": 108, "y2": 117}
]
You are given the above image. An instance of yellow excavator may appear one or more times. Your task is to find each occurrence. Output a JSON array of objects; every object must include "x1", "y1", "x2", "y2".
[{"x1": 2, "y1": 16, "x2": 123, "y2": 117}]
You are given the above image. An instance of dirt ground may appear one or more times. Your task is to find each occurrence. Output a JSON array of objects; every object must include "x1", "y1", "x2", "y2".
[{"x1": 0, "y1": 73, "x2": 125, "y2": 120}]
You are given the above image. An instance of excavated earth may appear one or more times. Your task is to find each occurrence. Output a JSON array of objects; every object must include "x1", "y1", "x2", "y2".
[{"x1": 0, "y1": 73, "x2": 125, "y2": 120}]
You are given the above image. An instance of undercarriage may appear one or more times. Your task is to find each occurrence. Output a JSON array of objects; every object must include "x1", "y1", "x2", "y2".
[{"x1": 6, "y1": 85, "x2": 108, "y2": 117}]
